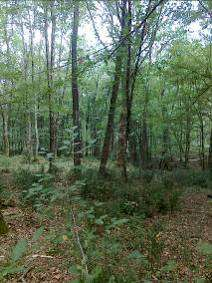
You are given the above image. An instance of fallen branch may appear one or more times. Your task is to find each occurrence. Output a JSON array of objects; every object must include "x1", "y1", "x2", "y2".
[
  {"x1": 71, "y1": 208, "x2": 89, "y2": 276},
  {"x1": 19, "y1": 254, "x2": 54, "y2": 282}
]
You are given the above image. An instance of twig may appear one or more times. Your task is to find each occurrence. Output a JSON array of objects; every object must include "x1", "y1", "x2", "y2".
[
  {"x1": 19, "y1": 254, "x2": 54, "y2": 282},
  {"x1": 20, "y1": 265, "x2": 33, "y2": 283},
  {"x1": 71, "y1": 208, "x2": 89, "y2": 276}
]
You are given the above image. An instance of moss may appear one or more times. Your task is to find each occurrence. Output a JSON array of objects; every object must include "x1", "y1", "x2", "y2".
[{"x1": 0, "y1": 212, "x2": 8, "y2": 235}]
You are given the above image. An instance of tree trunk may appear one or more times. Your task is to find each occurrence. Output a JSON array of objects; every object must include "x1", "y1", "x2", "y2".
[
  {"x1": 27, "y1": 115, "x2": 33, "y2": 160},
  {"x1": 141, "y1": 90, "x2": 149, "y2": 168},
  {"x1": 99, "y1": 0, "x2": 126, "y2": 175},
  {"x1": 117, "y1": 0, "x2": 131, "y2": 180},
  {"x1": 28, "y1": 7, "x2": 39, "y2": 160},
  {"x1": 184, "y1": 112, "x2": 191, "y2": 168},
  {"x1": 208, "y1": 127, "x2": 212, "y2": 170},
  {"x1": 44, "y1": 2, "x2": 57, "y2": 157},
  {"x1": 1, "y1": 110, "x2": 10, "y2": 157},
  {"x1": 159, "y1": 89, "x2": 170, "y2": 170},
  {"x1": 99, "y1": 53, "x2": 123, "y2": 175},
  {"x1": 71, "y1": 0, "x2": 82, "y2": 166},
  {"x1": 199, "y1": 115, "x2": 205, "y2": 170}
]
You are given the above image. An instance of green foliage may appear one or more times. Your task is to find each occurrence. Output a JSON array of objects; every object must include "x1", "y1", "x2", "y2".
[
  {"x1": 143, "y1": 177, "x2": 182, "y2": 214},
  {"x1": 13, "y1": 169, "x2": 58, "y2": 211},
  {"x1": 13, "y1": 169, "x2": 39, "y2": 191},
  {"x1": 79, "y1": 169, "x2": 182, "y2": 219},
  {"x1": 0, "y1": 227, "x2": 44, "y2": 280},
  {"x1": 172, "y1": 169, "x2": 211, "y2": 188},
  {"x1": 145, "y1": 220, "x2": 165, "y2": 263},
  {"x1": 11, "y1": 239, "x2": 28, "y2": 262},
  {"x1": 198, "y1": 241, "x2": 212, "y2": 256}
]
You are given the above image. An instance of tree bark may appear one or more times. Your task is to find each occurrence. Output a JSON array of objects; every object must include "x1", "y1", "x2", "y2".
[
  {"x1": 208, "y1": 127, "x2": 212, "y2": 170},
  {"x1": 184, "y1": 111, "x2": 191, "y2": 168},
  {"x1": 44, "y1": 2, "x2": 57, "y2": 157},
  {"x1": 71, "y1": 0, "x2": 82, "y2": 166},
  {"x1": 141, "y1": 89, "x2": 149, "y2": 168},
  {"x1": 28, "y1": 6, "x2": 39, "y2": 159},
  {"x1": 1, "y1": 109, "x2": 10, "y2": 157},
  {"x1": 117, "y1": 0, "x2": 131, "y2": 180}
]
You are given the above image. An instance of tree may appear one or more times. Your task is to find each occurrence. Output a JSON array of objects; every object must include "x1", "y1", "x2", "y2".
[{"x1": 71, "y1": 0, "x2": 82, "y2": 166}]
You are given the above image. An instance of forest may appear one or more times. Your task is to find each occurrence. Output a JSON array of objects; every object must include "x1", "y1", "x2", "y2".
[{"x1": 0, "y1": 0, "x2": 211, "y2": 282}]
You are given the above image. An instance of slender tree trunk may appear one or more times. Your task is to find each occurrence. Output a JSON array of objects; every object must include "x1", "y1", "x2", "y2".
[
  {"x1": 141, "y1": 90, "x2": 149, "y2": 168},
  {"x1": 117, "y1": 0, "x2": 131, "y2": 180},
  {"x1": 184, "y1": 113, "x2": 191, "y2": 168},
  {"x1": 28, "y1": 7, "x2": 39, "y2": 159},
  {"x1": 199, "y1": 114, "x2": 205, "y2": 170},
  {"x1": 99, "y1": 54, "x2": 123, "y2": 175},
  {"x1": 159, "y1": 89, "x2": 170, "y2": 170},
  {"x1": 1, "y1": 110, "x2": 10, "y2": 157},
  {"x1": 99, "y1": 0, "x2": 126, "y2": 175},
  {"x1": 71, "y1": 0, "x2": 82, "y2": 166},
  {"x1": 208, "y1": 127, "x2": 212, "y2": 170},
  {"x1": 27, "y1": 115, "x2": 33, "y2": 161},
  {"x1": 44, "y1": 3, "x2": 57, "y2": 157}
]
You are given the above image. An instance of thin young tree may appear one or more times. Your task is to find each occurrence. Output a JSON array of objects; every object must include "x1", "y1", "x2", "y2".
[{"x1": 71, "y1": 0, "x2": 82, "y2": 166}]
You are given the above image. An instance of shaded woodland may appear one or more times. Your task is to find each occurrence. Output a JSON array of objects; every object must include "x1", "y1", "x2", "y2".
[{"x1": 0, "y1": 0, "x2": 211, "y2": 282}]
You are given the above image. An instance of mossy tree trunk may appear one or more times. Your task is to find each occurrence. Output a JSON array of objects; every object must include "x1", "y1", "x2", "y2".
[{"x1": 0, "y1": 212, "x2": 8, "y2": 235}]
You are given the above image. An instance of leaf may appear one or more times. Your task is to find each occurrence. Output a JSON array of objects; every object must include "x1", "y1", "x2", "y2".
[
  {"x1": 198, "y1": 242, "x2": 212, "y2": 256},
  {"x1": 32, "y1": 226, "x2": 45, "y2": 241},
  {"x1": 161, "y1": 260, "x2": 177, "y2": 272},
  {"x1": 110, "y1": 218, "x2": 129, "y2": 228},
  {"x1": 1, "y1": 265, "x2": 25, "y2": 277},
  {"x1": 68, "y1": 265, "x2": 80, "y2": 275},
  {"x1": 127, "y1": 250, "x2": 149, "y2": 265},
  {"x1": 11, "y1": 239, "x2": 28, "y2": 262},
  {"x1": 128, "y1": 250, "x2": 144, "y2": 259}
]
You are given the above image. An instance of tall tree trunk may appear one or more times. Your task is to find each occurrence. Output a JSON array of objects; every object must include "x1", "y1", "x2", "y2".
[
  {"x1": 99, "y1": 53, "x2": 123, "y2": 175},
  {"x1": 199, "y1": 114, "x2": 205, "y2": 170},
  {"x1": 44, "y1": 2, "x2": 57, "y2": 157},
  {"x1": 208, "y1": 127, "x2": 212, "y2": 170},
  {"x1": 20, "y1": 18, "x2": 33, "y2": 159},
  {"x1": 141, "y1": 90, "x2": 149, "y2": 168},
  {"x1": 184, "y1": 112, "x2": 191, "y2": 168},
  {"x1": 159, "y1": 89, "x2": 170, "y2": 170},
  {"x1": 99, "y1": 0, "x2": 126, "y2": 175},
  {"x1": 71, "y1": 0, "x2": 82, "y2": 166},
  {"x1": 27, "y1": 115, "x2": 33, "y2": 161},
  {"x1": 28, "y1": 7, "x2": 39, "y2": 159},
  {"x1": 1, "y1": 109, "x2": 10, "y2": 157},
  {"x1": 117, "y1": 0, "x2": 131, "y2": 180}
]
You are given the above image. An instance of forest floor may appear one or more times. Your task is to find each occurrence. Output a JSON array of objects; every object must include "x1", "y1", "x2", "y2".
[{"x1": 0, "y1": 159, "x2": 212, "y2": 282}]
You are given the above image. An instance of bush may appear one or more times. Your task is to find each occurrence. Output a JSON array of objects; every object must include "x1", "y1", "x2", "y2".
[
  {"x1": 22, "y1": 182, "x2": 57, "y2": 210},
  {"x1": 140, "y1": 170, "x2": 155, "y2": 184},
  {"x1": 143, "y1": 177, "x2": 182, "y2": 214},
  {"x1": 78, "y1": 168, "x2": 182, "y2": 218},
  {"x1": 13, "y1": 169, "x2": 39, "y2": 191},
  {"x1": 79, "y1": 168, "x2": 117, "y2": 201}
]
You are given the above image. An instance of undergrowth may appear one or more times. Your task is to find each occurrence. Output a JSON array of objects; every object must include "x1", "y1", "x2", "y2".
[{"x1": 0, "y1": 162, "x2": 210, "y2": 282}]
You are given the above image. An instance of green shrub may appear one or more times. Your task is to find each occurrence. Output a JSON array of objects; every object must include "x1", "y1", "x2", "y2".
[
  {"x1": 13, "y1": 169, "x2": 39, "y2": 191},
  {"x1": 142, "y1": 177, "x2": 182, "y2": 214},
  {"x1": 140, "y1": 170, "x2": 155, "y2": 184},
  {"x1": 80, "y1": 169, "x2": 116, "y2": 201},
  {"x1": 172, "y1": 169, "x2": 210, "y2": 188},
  {"x1": 75, "y1": 168, "x2": 182, "y2": 219},
  {"x1": 21, "y1": 182, "x2": 56, "y2": 209}
]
